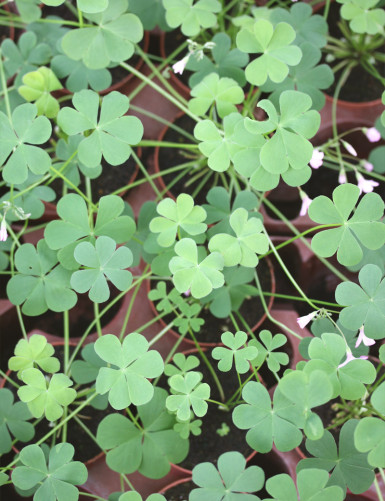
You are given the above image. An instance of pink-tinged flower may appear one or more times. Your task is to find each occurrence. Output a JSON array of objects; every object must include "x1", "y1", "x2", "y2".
[
  {"x1": 172, "y1": 55, "x2": 190, "y2": 75},
  {"x1": 338, "y1": 350, "x2": 368, "y2": 368},
  {"x1": 309, "y1": 149, "x2": 324, "y2": 169},
  {"x1": 363, "y1": 161, "x2": 374, "y2": 172},
  {"x1": 299, "y1": 194, "x2": 312, "y2": 217},
  {"x1": 341, "y1": 140, "x2": 357, "y2": 157},
  {"x1": 0, "y1": 219, "x2": 7, "y2": 242},
  {"x1": 355, "y1": 327, "x2": 375, "y2": 348},
  {"x1": 357, "y1": 173, "x2": 379, "y2": 194},
  {"x1": 364, "y1": 127, "x2": 381, "y2": 143},
  {"x1": 338, "y1": 170, "x2": 347, "y2": 184},
  {"x1": 184, "y1": 289, "x2": 191, "y2": 297},
  {"x1": 297, "y1": 311, "x2": 318, "y2": 329}
]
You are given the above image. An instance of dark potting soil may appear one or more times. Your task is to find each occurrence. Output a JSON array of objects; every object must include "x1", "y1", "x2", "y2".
[
  {"x1": 162, "y1": 480, "x2": 195, "y2": 501},
  {"x1": 247, "y1": 450, "x2": 290, "y2": 499},
  {"x1": 323, "y1": 3, "x2": 384, "y2": 102},
  {"x1": 157, "y1": 258, "x2": 272, "y2": 344},
  {"x1": 23, "y1": 286, "x2": 123, "y2": 338},
  {"x1": 161, "y1": 353, "x2": 254, "y2": 471},
  {"x1": 157, "y1": 115, "x2": 229, "y2": 206}
]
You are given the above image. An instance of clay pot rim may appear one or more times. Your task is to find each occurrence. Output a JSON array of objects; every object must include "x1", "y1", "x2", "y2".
[
  {"x1": 158, "y1": 475, "x2": 193, "y2": 495},
  {"x1": 324, "y1": 92, "x2": 384, "y2": 110}
]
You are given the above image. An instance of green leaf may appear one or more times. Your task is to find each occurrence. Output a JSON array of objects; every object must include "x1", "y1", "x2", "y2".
[
  {"x1": 45, "y1": 194, "x2": 135, "y2": 269},
  {"x1": 129, "y1": 0, "x2": 169, "y2": 31},
  {"x1": 260, "y1": 43, "x2": 334, "y2": 111},
  {"x1": 354, "y1": 417, "x2": 385, "y2": 468},
  {"x1": 149, "y1": 194, "x2": 207, "y2": 247},
  {"x1": 6, "y1": 240, "x2": 78, "y2": 316},
  {"x1": 249, "y1": 330, "x2": 289, "y2": 373},
  {"x1": 236, "y1": 19, "x2": 302, "y2": 86},
  {"x1": 0, "y1": 388, "x2": 34, "y2": 454},
  {"x1": 163, "y1": 0, "x2": 221, "y2": 36},
  {"x1": 189, "y1": 73, "x2": 244, "y2": 119},
  {"x1": 70, "y1": 236, "x2": 133, "y2": 302},
  {"x1": 212, "y1": 331, "x2": 258, "y2": 373},
  {"x1": 340, "y1": 0, "x2": 385, "y2": 34},
  {"x1": 164, "y1": 352, "x2": 200, "y2": 377},
  {"x1": 61, "y1": 0, "x2": 143, "y2": 69},
  {"x1": 77, "y1": 0, "x2": 109, "y2": 13},
  {"x1": 96, "y1": 388, "x2": 188, "y2": 478},
  {"x1": 18, "y1": 369, "x2": 76, "y2": 421},
  {"x1": 190, "y1": 451, "x2": 264, "y2": 501},
  {"x1": 57, "y1": 89, "x2": 143, "y2": 168},
  {"x1": 94, "y1": 333, "x2": 164, "y2": 409},
  {"x1": 309, "y1": 184, "x2": 385, "y2": 266},
  {"x1": 264, "y1": 468, "x2": 344, "y2": 501},
  {"x1": 166, "y1": 371, "x2": 210, "y2": 421},
  {"x1": 209, "y1": 208, "x2": 269, "y2": 267},
  {"x1": 12, "y1": 443, "x2": 87, "y2": 501},
  {"x1": 187, "y1": 33, "x2": 249, "y2": 88},
  {"x1": 0, "y1": 473, "x2": 8, "y2": 486},
  {"x1": 371, "y1": 380, "x2": 385, "y2": 415},
  {"x1": 232, "y1": 381, "x2": 303, "y2": 453},
  {"x1": 15, "y1": 0, "x2": 41, "y2": 22},
  {"x1": 119, "y1": 493, "x2": 167, "y2": 501},
  {"x1": 18, "y1": 66, "x2": 62, "y2": 118},
  {"x1": 336, "y1": 264, "x2": 385, "y2": 340},
  {"x1": 9, "y1": 334, "x2": 60, "y2": 377},
  {"x1": 0, "y1": 103, "x2": 51, "y2": 184},
  {"x1": 71, "y1": 342, "x2": 107, "y2": 384},
  {"x1": 169, "y1": 238, "x2": 224, "y2": 299},
  {"x1": 297, "y1": 420, "x2": 375, "y2": 495}
]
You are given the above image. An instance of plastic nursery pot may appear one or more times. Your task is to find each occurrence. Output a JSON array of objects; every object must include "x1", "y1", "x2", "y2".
[
  {"x1": 146, "y1": 255, "x2": 276, "y2": 348},
  {"x1": 260, "y1": 117, "x2": 385, "y2": 235}
]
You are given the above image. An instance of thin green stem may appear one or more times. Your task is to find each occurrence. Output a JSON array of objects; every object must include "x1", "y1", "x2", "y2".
[
  {"x1": 94, "y1": 302, "x2": 102, "y2": 338},
  {"x1": 374, "y1": 477, "x2": 384, "y2": 501}
]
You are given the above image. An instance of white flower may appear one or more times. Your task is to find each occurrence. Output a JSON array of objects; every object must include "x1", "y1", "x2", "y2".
[
  {"x1": 363, "y1": 161, "x2": 374, "y2": 172},
  {"x1": 341, "y1": 140, "x2": 357, "y2": 157},
  {"x1": 299, "y1": 194, "x2": 312, "y2": 217},
  {"x1": 338, "y1": 350, "x2": 368, "y2": 368},
  {"x1": 0, "y1": 219, "x2": 7, "y2": 242},
  {"x1": 297, "y1": 311, "x2": 318, "y2": 329},
  {"x1": 309, "y1": 149, "x2": 324, "y2": 169},
  {"x1": 338, "y1": 170, "x2": 347, "y2": 184},
  {"x1": 172, "y1": 55, "x2": 190, "y2": 75},
  {"x1": 355, "y1": 327, "x2": 375, "y2": 348},
  {"x1": 357, "y1": 173, "x2": 379, "y2": 194},
  {"x1": 364, "y1": 127, "x2": 381, "y2": 143}
]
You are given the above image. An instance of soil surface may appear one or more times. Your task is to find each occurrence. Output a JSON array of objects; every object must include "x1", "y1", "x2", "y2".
[{"x1": 162, "y1": 480, "x2": 194, "y2": 501}]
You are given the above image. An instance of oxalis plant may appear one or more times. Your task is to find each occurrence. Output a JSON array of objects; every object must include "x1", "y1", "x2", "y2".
[{"x1": 0, "y1": 0, "x2": 384, "y2": 500}]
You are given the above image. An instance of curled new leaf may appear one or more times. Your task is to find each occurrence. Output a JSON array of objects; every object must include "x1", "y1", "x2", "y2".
[{"x1": 18, "y1": 66, "x2": 62, "y2": 118}]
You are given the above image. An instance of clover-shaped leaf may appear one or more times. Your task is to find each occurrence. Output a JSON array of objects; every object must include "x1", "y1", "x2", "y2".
[
  {"x1": 6, "y1": 240, "x2": 77, "y2": 316},
  {"x1": 297, "y1": 419, "x2": 375, "y2": 495},
  {"x1": 18, "y1": 369, "x2": 76, "y2": 421},
  {"x1": 189, "y1": 73, "x2": 244, "y2": 119},
  {"x1": 163, "y1": 0, "x2": 221, "y2": 36},
  {"x1": 174, "y1": 302, "x2": 204, "y2": 335},
  {"x1": 190, "y1": 451, "x2": 264, "y2": 501},
  {"x1": 164, "y1": 353, "x2": 200, "y2": 377},
  {"x1": 70, "y1": 236, "x2": 133, "y2": 303},
  {"x1": 354, "y1": 417, "x2": 385, "y2": 468},
  {"x1": 18, "y1": 66, "x2": 62, "y2": 119},
  {"x1": 336, "y1": 264, "x2": 385, "y2": 340},
  {"x1": 94, "y1": 333, "x2": 164, "y2": 409},
  {"x1": 169, "y1": 238, "x2": 224, "y2": 299},
  {"x1": 304, "y1": 333, "x2": 376, "y2": 399},
  {"x1": 166, "y1": 371, "x2": 210, "y2": 421},
  {"x1": 129, "y1": 0, "x2": 169, "y2": 31},
  {"x1": 264, "y1": 468, "x2": 344, "y2": 501},
  {"x1": 236, "y1": 19, "x2": 302, "y2": 86},
  {"x1": 339, "y1": 0, "x2": 385, "y2": 34},
  {"x1": 61, "y1": 0, "x2": 143, "y2": 69},
  {"x1": 0, "y1": 103, "x2": 51, "y2": 184},
  {"x1": 309, "y1": 184, "x2": 385, "y2": 266},
  {"x1": 70, "y1": 342, "x2": 107, "y2": 384},
  {"x1": 149, "y1": 194, "x2": 207, "y2": 247},
  {"x1": 249, "y1": 330, "x2": 289, "y2": 373},
  {"x1": 2, "y1": 32, "x2": 51, "y2": 85},
  {"x1": 174, "y1": 416, "x2": 202, "y2": 439},
  {"x1": 0, "y1": 388, "x2": 34, "y2": 454},
  {"x1": 9, "y1": 334, "x2": 60, "y2": 377},
  {"x1": 76, "y1": 0, "x2": 109, "y2": 13},
  {"x1": 119, "y1": 493, "x2": 166, "y2": 501},
  {"x1": 187, "y1": 33, "x2": 249, "y2": 88},
  {"x1": 12, "y1": 443, "x2": 87, "y2": 501},
  {"x1": 14, "y1": 0, "x2": 41, "y2": 22},
  {"x1": 212, "y1": 331, "x2": 258, "y2": 374},
  {"x1": 57, "y1": 90, "x2": 143, "y2": 168},
  {"x1": 45, "y1": 194, "x2": 135, "y2": 269},
  {"x1": 260, "y1": 43, "x2": 334, "y2": 111},
  {"x1": 271, "y1": 2, "x2": 328, "y2": 48},
  {"x1": 96, "y1": 388, "x2": 188, "y2": 478},
  {"x1": 233, "y1": 381, "x2": 303, "y2": 453},
  {"x1": 209, "y1": 208, "x2": 269, "y2": 267}
]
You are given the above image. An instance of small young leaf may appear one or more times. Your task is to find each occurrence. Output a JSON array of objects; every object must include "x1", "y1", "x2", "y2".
[
  {"x1": 249, "y1": 330, "x2": 289, "y2": 373},
  {"x1": 18, "y1": 66, "x2": 62, "y2": 118},
  {"x1": 163, "y1": 0, "x2": 221, "y2": 36},
  {"x1": 9, "y1": 334, "x2": 60, "y2": 377},
  {"x1": 166, "y1": 371, "x2": 210, "y2": 421},
  {"x1": 212, "y1": 331, "x2": 258, "y2": 373}
]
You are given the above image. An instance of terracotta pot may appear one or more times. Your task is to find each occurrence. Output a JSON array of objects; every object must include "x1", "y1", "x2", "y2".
[
  {"x1": 146, "y1": 255, "x2": 276, "y2": 348},
  {"x1": 159, "y1": 32, "x2": 191, "y2": 100},
  {"x1": 158, "y1": 476, "x2": 193, "y2": 497}
]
